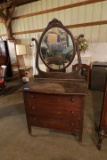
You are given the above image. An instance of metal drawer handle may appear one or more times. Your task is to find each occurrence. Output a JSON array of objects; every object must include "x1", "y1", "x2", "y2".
[
  {"x1": 70, "y1": 111, "x2": 75, "y2": 115},
  {"x1": 70, "y1": 123, "x2": 74, "y2": 127},
  {"x1": 33, "y1": 117, "x2": 36, "y2": 121},
  {"x1": 71, "y1": 98, "x2": 75, "y2": 102},
  {"x1": 30, "y1": 95, "x2": 34, "y2": 98},
  {"x1": 32, "y1": 106, "x2": 35, "y2": 110}
]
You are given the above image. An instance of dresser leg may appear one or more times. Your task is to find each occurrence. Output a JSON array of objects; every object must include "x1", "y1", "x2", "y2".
[
  {"x1": 79, "y1": 133, "x2": 82, "y2": 142},
  {"x1": 97, "y1": 130, "x2": 104, "y2": 150},
  {"x1": 79, "y1": 135, "x2": 82, "y2": 142},
  {"x1": 28, "y1": 125, "x2": 32, "y2": 135}
]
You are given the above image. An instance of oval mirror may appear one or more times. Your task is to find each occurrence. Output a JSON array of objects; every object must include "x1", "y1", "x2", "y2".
[{"x1": 40, "y1": 27, "x2": 75, "y2": 70}]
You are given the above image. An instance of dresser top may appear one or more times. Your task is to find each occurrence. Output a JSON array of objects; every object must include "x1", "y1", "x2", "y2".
[{"x1": 23, "y1": 78, "x2": 87, "y2": 95}]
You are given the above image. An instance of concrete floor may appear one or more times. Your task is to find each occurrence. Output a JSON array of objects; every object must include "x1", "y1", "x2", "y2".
[{"x1": 0, "y1": 82, "x2": 107, "y2": 160}]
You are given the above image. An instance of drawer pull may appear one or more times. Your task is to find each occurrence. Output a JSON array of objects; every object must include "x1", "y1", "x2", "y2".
[
  {"x1": 71, "y1": 98, "x2": 75, "y2": 102},
  {"x1": 33, "y1": 117, "x2": 36, "y2": 121},
  {"x1": 70, "y1": 123, "x2": 74, "y2": 127},
  {"x1": 30, "y1": 95, "x2": 34, "y2": 98},
  {"x1": 70, "y1": 111, "x2": 75, "y2": 115},
  {"x1": 32, "y1": 106, "x2": 35, "y2": 110}
]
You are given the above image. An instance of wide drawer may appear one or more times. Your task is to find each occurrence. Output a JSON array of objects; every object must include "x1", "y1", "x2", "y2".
[
  {"x1": 28, "y1": 115, "x2": 80, "y2": 132},
  {"x1": 23, "y1": 92, "x2": 83, "y2": 108},
  {"x1": 26, "y1": 103, "x2": 81, "y2": 119}
]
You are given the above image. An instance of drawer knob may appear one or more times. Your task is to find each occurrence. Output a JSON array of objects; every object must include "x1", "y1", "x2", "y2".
[
  {"x1": 30, "y1": 95, "x2": 34, "y2": 98},
  {"x1": 33, "y1": 117, "x2": 36, "y2": 121},
  {"x1": 70, "y1": 123, "x2": 74, "y2": 127},
  {"x1": 71, "y1": 98, "x2": 75, "y2": 102},
  {"x1": 71, "y1": 111, "x2": 75, "y2": 115},
  {"x1": 32, "y1": 106, "x2": 35, "y2": 110}
]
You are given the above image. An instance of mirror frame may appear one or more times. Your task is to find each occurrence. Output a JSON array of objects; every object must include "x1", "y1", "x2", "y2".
[
  {"x1": 38, "y1": 18, "x2": 76, "y2": 71},
  {"x1": 33, "y1": 18, "x2": 84, "y2": 80}
]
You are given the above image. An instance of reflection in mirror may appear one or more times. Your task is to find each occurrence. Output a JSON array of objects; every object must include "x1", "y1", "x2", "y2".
[{"x1": 40, "y1": 27, "x2": 74, "y2": 70}]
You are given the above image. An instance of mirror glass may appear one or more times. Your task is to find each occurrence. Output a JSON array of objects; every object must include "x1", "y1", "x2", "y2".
[{"x1": 40, "y1": 27, "x2": 74, "y2": 70}]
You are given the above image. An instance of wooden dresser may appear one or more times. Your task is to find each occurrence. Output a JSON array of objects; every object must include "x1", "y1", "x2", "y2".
[
  {"x1": 23, "y1": 79, "x2": 86, "y2": 141},
  {"x1": 22, "y1": 19, "x2": 87, "y2": 141},
  {"x1": 98, "y1": 77, "x2": 107, "y2": 150}
]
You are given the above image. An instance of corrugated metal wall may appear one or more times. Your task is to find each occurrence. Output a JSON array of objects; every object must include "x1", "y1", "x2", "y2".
[
  {"x1": 0, "y1": 0, "x2": 107, "y2": 43},
  {"x1": 0, "y1": 0, "x2": 107, "y2": 69}
]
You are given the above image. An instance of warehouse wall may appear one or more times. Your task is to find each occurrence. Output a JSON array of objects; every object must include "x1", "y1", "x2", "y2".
[{"x1": 0, "y1": 0, "x2": 107, "y2": 73}]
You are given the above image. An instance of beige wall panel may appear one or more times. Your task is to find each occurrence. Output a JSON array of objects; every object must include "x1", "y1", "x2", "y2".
[
  {"x1": 0, "y1": 23, "x2": 6, "y2": 34},
  {"x1": 17, "y1": 19, "x2": 25, "y2": 32},
  {"x1": 36, "y1": 0, "x2": 42, "y2": 12},
  {"x1": 41, "y1": 0, "x2": 47, "y2": 10},
  {"x1": 58, "y1": 0, "x2": 64, "y2": 7},
  {"x1": 84, "y1": 27, "x2": 92, "y2": 42},
  {"x1": 64, "y1": 9, "x2": 71, "y2": 25},
  {"x1": 78, "y1": 6, "x2": 85, "y2": 24},
  {"x1": 101, "y1": 1, "x2": 107, "y2": 20},
  {"x1": 53, "y1": 0, "x2": 59, "y2": 8},
  {"x1": 99, "y1": 25, "x2": 107, "y2": 42},
  {"x1": 46, "y1": 0, "x2": 53, "y2": 9},
  {"x1": 70, "y1": 7, "x2": 78, "y2": 24},
  {"x1": 91, "y1": 26, "x2": 100, "y2": 43},
  {"x1": 52, "y1": 11, "x2": 59, "y2": 21},
  {"x1": 47, "y1": 12, "x2": 53, "y2": 23},
  {"x1": 64, "y1": 0, "x2": 72, "y2": 5},
  {"x1": 71, "y1": 0, "x2": 79, "y2": 3},
  {"x1": 92, "y1": 2, "x2": 102, "y2": 22},
  {"x1": 70, "y1": 28, "x2": 78, "y2": 37},
  {"x1": 14, "y1": 5, "x2": 27, "y2": 16},
  {"x1": 32, "y1": 16, "x2": 38, "y2": 30},
  {"x1": 26, "y1": 3, "x2": 32, "y2": 14},
  {"x1": 85, "y1": 4, "x2": 93, "y2": 23},
  {"x1": 77, "y1": 27, "x2": 85, "y2": 36},
  {"x1": 78, "y1": 0, "x2": 83, "y2": 2},
  {"x1": 12, "y1": 19, "x2": 21, "y2": 32},
  {"x1": 37, "y1": 15, "x2": 43, "y2": 29},
  {"x1": 12, "y1": 7, "x2": 19, "y2": 17},
  {"x1": 58, "y1": 10, "x2": 65, "y2": 24},
  {"x1": 42, "y1": 14, "x2": 48, "y2": 28},
  {"x1": 23, "y1": 18, "x2": 29, "y2": 31},
  {"x1": 12, "y1": 20, "x2": 17, "y2": 32},
  {"x1": 27, "y1": 17, "x2": 33, "y2": 31},
  {"x1": 31, "y1": 2, "x2": 37, "y2": 12}
]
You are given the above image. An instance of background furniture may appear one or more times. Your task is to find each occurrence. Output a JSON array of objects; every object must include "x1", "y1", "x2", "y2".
[
  {"x1": 97, "y1": 77, "x2": 107, "y2": 150},
  {"x1": 0, "y1": 40, "x2": 12, "y2": 78},
  {"x1": 90, "y1": 62, "x2": 107, "y2": 91},
  {"x1": 16, "y1": 44, "x2": 32, "y2": 77},
  {"x1": 0, "y1": 65, "x2": 7, "y2": 89},
  {"x1": 72, "y1": 63, "x2": 90, "y2": 88},
  {"x1": 23, "y1": 19, "x2": 87, "y2": 141},
  {"x1": 7, "y1": 39, "x2": 20, "y2": 78}
]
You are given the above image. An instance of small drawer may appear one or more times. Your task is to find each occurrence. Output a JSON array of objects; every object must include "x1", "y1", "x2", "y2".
[
  {"x1": 23, "y1": 92, "x2": 82, "y2": 108},
  {"x1": 28, "y1": 115, "x2": 80, "y2": 132},
  {"x1": 25, "y1": 102, "x2": 81, "y2": 120}
]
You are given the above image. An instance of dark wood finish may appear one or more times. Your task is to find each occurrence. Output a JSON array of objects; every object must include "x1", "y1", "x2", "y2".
[
  {"x1": 23, "y1": 79, "x2": 86, "y2": 141},
  {"x1": 97, "y1": 77, "x2": 107, "y2": 150},
  {"x1": 72, "y1": 64, "x2": 90, "y2": 88},
  {"x1": 23, "y1": 19, "x2": 87, "y2": 141},
  {"x1": 0, "y1": 40, "x2": 12, "y2": 78},
  {"x1": 7, "y1": 39, "x2": 20, "y2": 78},
  {"x1": 0, "y1": 0, "x2": 39, "y2": 10}
]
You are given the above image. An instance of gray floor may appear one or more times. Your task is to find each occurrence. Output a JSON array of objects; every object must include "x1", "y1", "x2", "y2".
[{"x1": 0, "y1": 84, "x2": 107, "y2": 160}]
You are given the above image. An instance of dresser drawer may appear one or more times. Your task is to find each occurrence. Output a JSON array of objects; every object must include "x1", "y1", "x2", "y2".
[
  {"x1": 28, "y1": 115, "x2": 80, "y2": 132},
  {"x1": 23, "y1": 92, "x2": 83, "y2": 108},
  {"x1": 26, "y1": 102, "x2": 81, "y2": 119}
]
